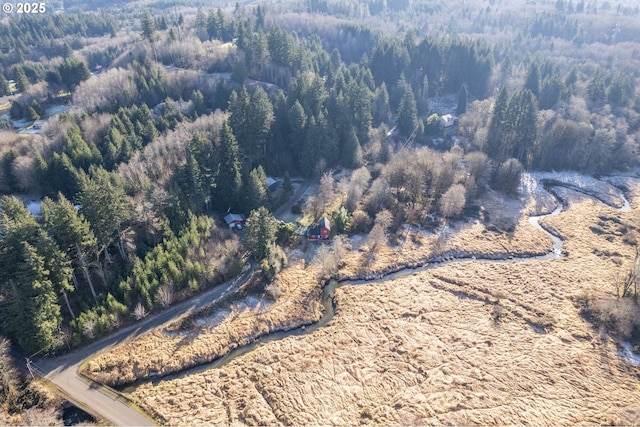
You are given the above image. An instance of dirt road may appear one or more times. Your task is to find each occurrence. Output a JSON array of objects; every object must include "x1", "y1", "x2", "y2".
[
  {"x1": 274, "y1": 179, "x2": 315, "y2": 221},
  {"x1": 34, "y1": 262, "x2": 255, "y2": 426}
]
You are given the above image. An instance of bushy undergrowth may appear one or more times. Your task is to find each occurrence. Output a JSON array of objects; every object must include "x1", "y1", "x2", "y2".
[
  {"x1": 580, "y1": 296, "x2": 640, "y2": 348},
  {"x1": 0, "y1": 338, "x2": 61, "y2": 425}
]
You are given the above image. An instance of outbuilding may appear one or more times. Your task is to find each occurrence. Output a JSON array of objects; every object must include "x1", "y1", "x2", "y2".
[
  {"x1": 440, "y1": 114, "x2": 457, "y2": 128},
  {"x1": 224, "y1": 213, "x2": 246, "y2": 229}
]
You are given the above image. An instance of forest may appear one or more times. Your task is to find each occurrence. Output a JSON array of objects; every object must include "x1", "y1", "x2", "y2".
[{"x1": 0, "y1": 1, "x2": 639, "y2": 413}]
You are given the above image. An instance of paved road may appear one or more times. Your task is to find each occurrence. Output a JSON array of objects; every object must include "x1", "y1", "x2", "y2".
[{"x1": 35, "y1": 262, "x2": 255, "y2": 426}]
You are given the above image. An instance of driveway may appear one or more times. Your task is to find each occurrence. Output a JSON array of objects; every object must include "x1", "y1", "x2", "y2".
[
  {"x1": 274, "y1": 179, "x2": 315, "y2": 222},
  {"x1": 34, "y1": 262, "x2": 255, "y2": 426}
]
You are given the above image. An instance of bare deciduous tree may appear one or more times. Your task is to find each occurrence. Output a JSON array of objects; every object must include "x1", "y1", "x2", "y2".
[
  {"x1": 318, "y1": 171, "x2": 335, "y2": 213},
  {"x1": 133, "y1": 303, "x2": 148, "y2": 320},
  {"x1": 155, "y1": 284, "x2": 175, "y2": 308},
  {"x1": 72, "y1": 67, "x2": 138, "y2": 113},
  {"x1": 332, "y1": 235, "x2": 351, "y2": 266},
  {"x1": 367, "y1": 223, "x2": 386, "y2": 251},
  {"x1": 345, "y1": 167, "x2": 372, "y2": 212},
  {"x1": 82, "y1": 319, "x2": 96, "y2": 339},
  {"x1": 374, "y1": 209, "x2": 393, "y2": 232},
  {"x1": 265, "y1": 281, "x2": 283, "y2": 301},
  {"x1": 439, "y1": 184, "x2": 467, "y2": 218},
  {"x1": 617, "y1": 246, "x2": 640, "y2": 300},
  {"x1": 314, "y1": 244, "x2": 337, "y2": 279}
]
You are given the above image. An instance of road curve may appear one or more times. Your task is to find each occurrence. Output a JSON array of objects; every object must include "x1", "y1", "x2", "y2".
[{"x1": 35, "y1": 262, "x2": 255, "y2": 426}]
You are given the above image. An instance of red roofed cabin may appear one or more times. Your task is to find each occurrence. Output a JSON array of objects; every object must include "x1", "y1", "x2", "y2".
[{"x1": 307, "y1": 217, "x2": 330, "y2": 241}]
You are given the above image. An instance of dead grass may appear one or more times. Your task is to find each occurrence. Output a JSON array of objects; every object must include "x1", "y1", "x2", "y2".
[
  {"x1": 336, "y1": 197, "x2": 553, "y2": 280},
  {"x1": 131, "y1": 261, "x2": 640, "y2": 425},
  {"x1": 126, "y1": 181, "x2": 640, "y2": 425},
  {"x1": 83, "y1": 262, "x2": 323, "y2": 387}
]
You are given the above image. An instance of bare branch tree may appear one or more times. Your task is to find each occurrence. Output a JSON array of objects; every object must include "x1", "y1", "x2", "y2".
[
  {"x1": 133, "y1": 303, "x2": 148, "y2": 320},
  {"x1": 318, "y1": 171, "x2": 335, "y2": 213},
  {"x1": 155, "y1": 284, "x2": 175, "y2": 308}
]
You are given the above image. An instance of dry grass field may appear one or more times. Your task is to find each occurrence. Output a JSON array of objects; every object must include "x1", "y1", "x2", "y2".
[
  {"x1": 87, "y1": 174, "x2": 640, "y2": 425},
  {"x1": 131, "y1": 257, "x2": 640, "y2": 425},
  {"x1": 84, "y1": 187, "x2": 555, "y2": 387},
  {"x1": 128, "y1": 182, "x2": 640, "y2": 425},
  {"x1": 83, "y1": 263, "x2": 324, "y2": 386}
]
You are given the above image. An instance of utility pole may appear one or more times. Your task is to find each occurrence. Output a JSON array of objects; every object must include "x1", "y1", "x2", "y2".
[{"x1": 25, "y1": 357, "x2": 35, "y2": 380}]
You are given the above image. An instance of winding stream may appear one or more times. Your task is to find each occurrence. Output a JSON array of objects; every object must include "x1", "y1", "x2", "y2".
[{"x1": 123, "y1": 179, "x2": 633, "y2": 391}]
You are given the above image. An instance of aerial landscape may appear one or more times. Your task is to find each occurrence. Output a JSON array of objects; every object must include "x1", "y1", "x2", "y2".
[{"x1": 1, "y1": 0, "x2": 640, "y2": 425}]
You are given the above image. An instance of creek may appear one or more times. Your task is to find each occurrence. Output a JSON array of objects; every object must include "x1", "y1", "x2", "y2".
[{"x1": 121, "y1": 179, "x2": 632, "y2": 392}]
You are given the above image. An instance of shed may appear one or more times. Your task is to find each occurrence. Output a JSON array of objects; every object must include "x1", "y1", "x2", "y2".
[{"x1": 224, "y1": 213, "x2": 245, "y2": 229}]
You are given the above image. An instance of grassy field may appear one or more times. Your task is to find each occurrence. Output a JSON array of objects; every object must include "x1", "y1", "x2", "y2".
[
  {"x1": 131, "y1": 257, "x2": 640, "y2": 425},
  {"x1": 85, "y1": 176, "x2": 640, "y2": 425},
  {"x1": 84, "y1": 186, "x2": 555, "y2": 388},
  {"x1": 83, "y1": 262, "x2": 324, "y2": 386},
  {"x1": 132, "y1": 190, "x2": 640, "y2": 424}
]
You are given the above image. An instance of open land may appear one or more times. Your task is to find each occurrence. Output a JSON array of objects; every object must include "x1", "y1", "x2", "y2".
[{"x1": 87, "y1": 174, "x2": 640, "y2": 425}]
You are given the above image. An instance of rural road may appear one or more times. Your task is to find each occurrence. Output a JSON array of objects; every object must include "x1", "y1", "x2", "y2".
[{"x1": 34, "y1": 262, "x2": 255, "y2": 426}]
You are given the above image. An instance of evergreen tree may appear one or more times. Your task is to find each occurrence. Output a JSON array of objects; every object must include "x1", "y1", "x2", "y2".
[
  {"x1": 0, "y1": 196, "x2": 65, "y2": 353},
  {"x1": 40, "y1": 194, "x2": 98, "y2": 310},
  {"x1": 77, "y1": 167, "x2": 131, "y2": 282},
  {"x1": 300, "y1": 116, "x2": 321, "y2": 176},
  {"x1": 505, "y1": 89, "x2": 538, "y2": 167},
  {"x1": 207, "y1": 8, "x2": 224, "y2": 40},
  {"x1": 255, "y1": 5, "x2": 265, "y2": 29},
  {"x1": 62, "y1": 124, "x2": 103, "y2": 172},
  {"x1": 228, "y1": 89, "x2": 250, "y2": 158},
  {"x1": 217, "y1": 121, "x2": 243, "y2": 210},
  {"x1": 587, "y1": 68, "x2": 606, "y2": 103},
  {"x1": 607, "y1": 72, "x2": 634, "y2": 107},
  {"x1": 58, "y1": 56, "x2": 91, "y2": 89},
  {"x1": 0, "y1": 73, "x2": 9, "y2": 96},
  {"x1": 456, "y1": 84, "x2": 468, "y2": 115},
  {"x1": 397, "y1": 83, "x2": 418, "y2": 136},
  {"x1": 373, "y1": 83, "x2": 391, "y2": 127},
  {"x1": 288, "y1": 100, "x2": 307, "y2": 164},
  {"x1": 2, "y1": 241, "x2": 63, "y2": 353},
  {"x1": 244, "y1": 206, "x2": 277, "y2": 260},
  {"x1": 538, "y1": 75, "x2": 564, "y2": 110},
  {"x1": 141, "y1": 11, "x2": 157, "y2": 42},
  {"x1": 487, "y1": 86, "x2": 509, "y2": 160},
  {"x1": 47, "y1": 153, "x2": 81, "y2": 198},
  {"x1": 182, "y1": 132, "x2": 216, "y2": 212},
  {"x1": 190, "y1": 89, "x2": 206, "y2": 116},
  {"x1": 267, "y1": 25, "x2": 294, "y2": 67},
  {"x1": 14, "y1": 67, "x2": 29, "y2": 92},
  {"x1": 245, "y1": 165, "x2": 269, "y2": 212},
  {"x1": 524, "y1": 62, "x2": 541, "y2": 97},
  {"x1": 346, "y1": 80, "x2": 372, "y2": 142},
  {"x1": 247, "y1": 87, "x2": 274, "y2": 165},
  {"x1": 1, "y1": 150, "x2": 19, "y2": 193},
  {"x1": 341, "y1": 128, "x2": 363, "y2": 169}
]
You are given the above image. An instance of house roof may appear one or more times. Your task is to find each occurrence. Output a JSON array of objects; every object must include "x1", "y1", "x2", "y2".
[
  {"x1": 224, "y1": 213, "x2": 245, "y2": 224},
  {"x1": 319, "y1": 217, "x2": 330, "y2": 230},
  {"x1": 308, "y1": 217, "x2": 330, "y2": 235}
]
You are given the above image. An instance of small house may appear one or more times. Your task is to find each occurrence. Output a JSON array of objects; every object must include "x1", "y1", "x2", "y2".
[
  {"x1": 224, "y1": 213, "x2": 245, "y2": 229},
  {"x1": 307, "y1": 217, "x2": 330, "y2": 241},
  {"x1": 440, "y1": 114, "x2": 457, "y2": 128}
]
